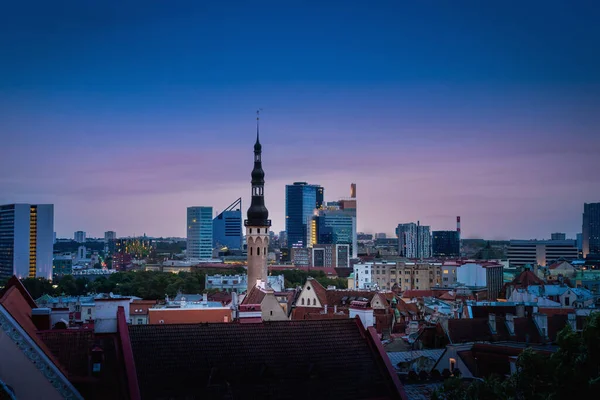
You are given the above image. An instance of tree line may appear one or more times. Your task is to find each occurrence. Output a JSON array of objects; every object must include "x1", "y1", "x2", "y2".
[{"x1": 0, "y1": 268, "x2": 346, "y2": 300}]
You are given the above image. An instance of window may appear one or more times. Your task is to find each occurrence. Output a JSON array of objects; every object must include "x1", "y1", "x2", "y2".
[
  {"x1": 302, "y1": 298, "x2": 305, "y2": 305},
  {"x1": 313, "y1": 298, "x2": 316, "y2": 306},
  {"x1": 137, "y1": 318, "x2": 143, "y2": 324},
  {"x1": 405, "y1": 279, "x2": 409, "y2": 283},
  {"x1": 565, "y1": 296, "x2": 570, "y2": 306},
  {"x1": 250, "y1": 247, "x2": 253, "y2": 256},
  {"x1": 249, "y1": 228, "x2": 252, "y2": 234},
  {"x1": 270, "y1": 311, "x2": 273, "y2": 316},
  {"x1": 159, "y1": 320, "x2": 165, "y2": 324},
  {"x1": 264, "y1": 247, "x2": 266, "y2": 255},
  {"x1": 257, "y1": 247, "x2": 260, "y2": 255},
  {"x1": 443, "y1": 277, "x2": 448, "y2": 282},
  {"x1": 87, "y1": 308, "x2": 91, "y2": 315}
]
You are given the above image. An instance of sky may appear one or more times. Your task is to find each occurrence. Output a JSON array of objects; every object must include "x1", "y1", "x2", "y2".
[{"x1": 1, "y1": 1, "x2": 599, "y2": 240}]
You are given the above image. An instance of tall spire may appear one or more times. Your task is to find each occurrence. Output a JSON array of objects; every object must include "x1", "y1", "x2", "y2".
[{"x1": 246, "y1": 110, "x2": 270, "y2": 228}]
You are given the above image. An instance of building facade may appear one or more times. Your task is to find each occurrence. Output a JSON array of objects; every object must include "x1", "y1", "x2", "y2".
[
  {"x1": 74, "y1": 231, "x2": 86, "y2": 243},
  {"x1": 507, "y1": 239, "x2": 579, "y2": 267},
  {"x1": 366, "y1": 261, "x2": 443, "y2": 291},
  {"x1": 432, "y1": 230, "x2": 460, "y2": 257},
  {"x1": 187, "y1": 206, "x2": 213, "y2": 260},
  {"x1": 213, "y1": 198, "x2": 242, "y2": 250},
  {"x1": 52, "y1": 254, "x2": 73, "y2": 278},
  {"x1": 551, "y1": 232, "x2": 566, "y2": 241},
  {"x1": 285, "y1": 182, "x2": 323, "y2": 248},
  {"x1": 583, "y1": 202, "x2": 600, "y2": 258},
  {"x1": 308, "y1": 206, "x2": 357, "y2": 260},
  {"x1": 0, "y1": 203, "x2": 54, "y2": 280},
  {"x1": 245, "y1": 114, "x2": 271, "y2": 292},
  {"x1": 396, "y1": 222, "x2": 431, "y2": 258}
]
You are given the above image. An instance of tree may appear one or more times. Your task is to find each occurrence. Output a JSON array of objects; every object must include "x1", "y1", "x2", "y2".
[
  {"x1": 433, "y1": 313, "x2": 600, "y2": 400},
  {"x1": 21, "y1": 278, "x2": 56, "y2": 299}
]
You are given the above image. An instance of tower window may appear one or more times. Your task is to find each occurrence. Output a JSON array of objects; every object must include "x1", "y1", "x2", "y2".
[
  {"x1": 257, "y1": 247, "x2": 260, "y2": 255},
  {"x1": 250, "y1": 247, "x2": 253, "y2": 256},
  {"x1": 249, "y1": 228, "x2": 252, "y2": 234},
  {"x1": 264, "y1": 247, "x2": 266, "y2": 255}
]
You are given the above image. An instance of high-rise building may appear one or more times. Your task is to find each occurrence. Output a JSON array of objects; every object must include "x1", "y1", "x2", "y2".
[
  {"x1": 583, "y1": 203, "x2": 600, "y2": 258},
  {"x1": 213, "y1": 198, "x2": 242, "y2": 250},
  {"x1": 432, "y1": 231, "x2": 460, "y2": 257},
  {"x1": 0, "y1": 204, "x2": 54, "y2": 280},
  {"x1": 245, "y1": 113, "x2": 271, "y2": 291},
  {"x1": 308, "y1": 206, "x2": 357, "y2": 261},
  {"x1": 187, "y1": 206, "x2": 213, "y2": 260},
  {"x1": 396, "y1": 222, "x2": 431, "y2": 258},
  {"x1": 417, "y1": 224, "x2": 432, "y2": 258},
  {"x1": 104, "y1": 231, "x2": 117, "y2": 241},
  {"x1": 285, "y1": 182, "x2": 323, "y2": 248},
  {"x1": 74, "y1": 231, "x2": 86, "y2": 243},
  {"x1": 551, "y1": 232, "x2": 566, "y2": 241},
  {"x1": 396, "y1": 223, "x2": 417, "y2": 257}
]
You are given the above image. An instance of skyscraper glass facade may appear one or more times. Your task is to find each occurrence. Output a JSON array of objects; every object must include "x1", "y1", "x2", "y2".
[
  {"x1": 213, "y1": 209, "x2": 242, "y2": 250},
  {"x1": 432, "y1": 230, "x2": 460, "y2": 257},
  {"x1": 314, "y1": 210, "x2": 356, "y2": 257},
  {"x1": 187, "y1": 206, "x2": 213, "y2": 259},
  {"x1": 583, "y1": 202, "x2": 600, "y2": 258},
  {"x1": 285, "y1": 182, "x2": 323, "y2": 248}
]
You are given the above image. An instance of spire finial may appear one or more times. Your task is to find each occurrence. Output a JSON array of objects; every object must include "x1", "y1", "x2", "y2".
[{"x1": 256, "y1": 109, "x2": 261, "y2": 143}]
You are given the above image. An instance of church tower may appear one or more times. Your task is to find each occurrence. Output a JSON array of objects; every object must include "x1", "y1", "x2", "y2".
[{"x1": 245, "y1": 111, "x2": 271, "y2": 292}]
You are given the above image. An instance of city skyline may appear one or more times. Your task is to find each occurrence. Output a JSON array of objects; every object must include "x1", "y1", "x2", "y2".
[{"x1": 2, "y1": 2, "x2": 599, "y2": 239}]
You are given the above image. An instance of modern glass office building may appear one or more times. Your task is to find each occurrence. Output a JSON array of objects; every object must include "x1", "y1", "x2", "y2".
[
  {"x1": 187, "y1": 206, "x2": 213, "y2": 260},
  {"x1": 432, "y1": 230, "x2": 460, "y2": 257},
  {"x1": 311, "y1": 209, "x2": 356, "y2": 259},
  {"x1": 285, "y1": 182, "x2": 323, "y2": 248},
  {"x1": 583, "y1": 202, "x2": 600, "y2": 258},
  {"x1": 213, "y1": 198, "x2": 242, "y2": 250}
]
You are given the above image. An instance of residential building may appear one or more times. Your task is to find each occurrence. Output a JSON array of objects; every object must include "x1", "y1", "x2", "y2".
[
  {"x1": 583, "y1": 202, "x2": 600, "y2": 258},
  {"x1": 74, "y1": 231, "x2": 86, "y2": 243},
  {"x1": 396, "y1": 222, "x2": 431, "y2": 258},
  {"x1": 551, "y1": 232, "x2": 566, "y2": 241},
  {"x1": 507, "y1": 239, "x2": 579, "y2": 267},
  {"x1": 129, "y1": 300, "x2": 157, "y2": 325},
  {"x1": 104, "y1": 230, "x2": 116, "y2": 253},
  {"x1": 285, "y1": 182, "x2": 323, "y2": 248},
  {"x1": 353, "y1": 263, "x2": 373, "y2": 289},
  {"x1": 456, "y1": 262, "x2": 504, "y2": 300},
  {"x1": 291, "y1": 247, "x2": 310, "y2": 266},
  {"x1": 213, "y1": 198, "x2": 242, "y2": 250},
  {"x1": 148, "y1": 295, "x2": 232, "y2": 324},
  {"x1": 0, "y1": 203, "x2": 54, "y2": 280},
  {"x1": 205, "y1": 274, "x2": 284, "y2": 292},
  {"x1": 432, "y1": 231, "x2": 460, "y2": 257},
  {"x1": 241, "y1": 284, "x2": 289, "y2": 321},
  {"x1": 370, "y1": 261, "x2": 443, "y2": 291},
  {"x1": 186, "y1": 206, "x2": 213, "y2": 260},
  {"x1": 245, "y1": 117, "x2": 271, "y2": 291}
]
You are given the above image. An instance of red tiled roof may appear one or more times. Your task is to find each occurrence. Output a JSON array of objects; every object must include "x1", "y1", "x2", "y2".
[
  {"x1": 512, "y1": 270, "x2": 544, "y2": 287},
  {"x1": 292, "y1": 307, "x2": 348, "y2": 320},
  {"x1": 241, "y1": 285, "x2": 267, "y2": 305},
  {"x1": 324, "y1": 289, "x2": 375, "y2": 307},
  {"x1": 439, "y1": 291, "x2": 456, "y2": 301},
  {"x1": 128, "y1": 319, "x2": 406, "y2": 400},
  {"x1": 447, "y1": 318, "x2": 493, "y2": 343},
  {"x1": 308, "y1": 278, "x2": 328, "y2": 306},
  {"x1": 402, "y1": 290, "x2": 434, "y2": 299}
]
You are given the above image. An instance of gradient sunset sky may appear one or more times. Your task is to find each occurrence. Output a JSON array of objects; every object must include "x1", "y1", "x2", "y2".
[{"x1": 1, "y1": 1, "x2": 599, "y2": 239}]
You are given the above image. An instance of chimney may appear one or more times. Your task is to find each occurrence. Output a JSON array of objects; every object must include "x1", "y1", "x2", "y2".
[
  {"x1": 516, "y1": 304, "x2": 525, "y2": 318},
  {"x1": 534, "y1": 313, "x2": 548, "y2": 338},
  {"x1": 32, "y1": 308, "x2": 52, "y2": 331},
  {"x1": 334, "y1": 305, "x2": 338, "y2": 314},
  {"x1": 324, "y1": 304, "x2": 328, "y2": 314},
  {"x1": 488, "y1": 313, "x2": 497, "y2": 334},
  {"x1": 456, "y1": 216, "x2": 461, "y2": 236},
  {"x1": 568, "y1": 313, "x2": 577, "y2": 331},
  {"x1": 202, "y1": 293, "x2": 208, "y2": 305},
  {"x1": 506, "y1": 314, "x2": 515, "y2": 335}
]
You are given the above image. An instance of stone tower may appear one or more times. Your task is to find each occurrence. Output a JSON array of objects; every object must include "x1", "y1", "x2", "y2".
[{"x1": 245, "y1": 111, "x2": 271, "y2": 292}]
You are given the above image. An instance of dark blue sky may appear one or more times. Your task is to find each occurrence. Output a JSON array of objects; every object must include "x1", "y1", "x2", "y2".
[{"x1": 1, "y1": 1, "x2": 599, "y2": 238}]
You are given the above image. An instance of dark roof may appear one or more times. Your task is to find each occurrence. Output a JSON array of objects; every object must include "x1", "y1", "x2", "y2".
[
  {"x1": 447, "y1": 318, "x2": 493, "y2": 343},
  {"x1": 128, "y1": 319, "x2": 405, "y2": 400}
]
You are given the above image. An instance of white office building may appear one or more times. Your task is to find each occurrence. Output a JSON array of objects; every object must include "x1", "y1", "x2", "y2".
[
  {"x1": 0, "y1": 203, "x2": 54, "y2": 280},
  {"x1": 187, "y1": 206, "x2": 213, "y2": 260}
]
